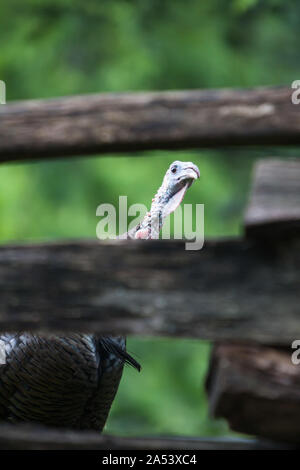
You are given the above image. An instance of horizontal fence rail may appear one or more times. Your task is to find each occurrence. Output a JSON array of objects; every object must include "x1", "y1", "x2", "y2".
[
  {"x1": 0, "y1": 423, "x2": 293, "y2": 450},
  {"x1": 0, "y1": 86, "x2": 299, "y2": 163},
  {"x1": 0, "y1": 238, "x2": 299, "y2": 343}
]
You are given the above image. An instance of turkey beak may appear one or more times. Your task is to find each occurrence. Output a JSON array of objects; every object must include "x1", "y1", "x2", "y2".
[{"x1": 181, "y1": 164, "x2": 200, "y2": 186}]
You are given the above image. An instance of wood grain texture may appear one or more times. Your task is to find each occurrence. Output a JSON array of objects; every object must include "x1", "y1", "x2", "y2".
[
  {"x1": 0, "y1": 238, "x2": 299, "y2": 343},
  {"x1": 0, "y1": 87, "x2": 299, "y2": 162},
  {"x1": 0, "y1": 423, "x2": 293, "y2": 449},
  {"x1": 245, "y1": 159, "x2": 300, "y2": 237},
  {"x1": 206, "y1": 343, "x2": 300, "y2": 444}
]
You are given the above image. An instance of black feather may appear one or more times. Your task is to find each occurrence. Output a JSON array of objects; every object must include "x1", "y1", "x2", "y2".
[{"x1": 100, "y1": 337, "x2": 141, "y2": 372}]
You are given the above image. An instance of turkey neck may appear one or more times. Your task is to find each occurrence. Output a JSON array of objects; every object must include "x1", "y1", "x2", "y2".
[{"x1": 136, "y1": 177, "x2": 172, "y2": 239}]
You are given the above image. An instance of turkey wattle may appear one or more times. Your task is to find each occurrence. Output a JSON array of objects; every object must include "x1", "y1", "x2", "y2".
[{"x1": 0, "y1": 160, "x2": 199, "y2": 431}]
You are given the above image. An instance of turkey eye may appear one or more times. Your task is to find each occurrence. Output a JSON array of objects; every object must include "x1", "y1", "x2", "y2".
[{"x1": 171, "y1": 167, "x2": 177, "y2": 174}]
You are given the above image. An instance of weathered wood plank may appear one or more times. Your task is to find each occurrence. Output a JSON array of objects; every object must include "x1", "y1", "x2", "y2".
[
  {"x1": 0, "y1": 238, "x2": 299, "y2": 343},
  {"x1": 206, "y1": 343, "x2": 300, "y2": 444},
  {"x1": 245, "y1": 159, "x2": 300, "y2": 237},
  {"x1": 0, "y1": 423, "x2": 293, "y2": 449},
  {"x1": 0, "y1": 87, "x2": 299, "y2": 163}
]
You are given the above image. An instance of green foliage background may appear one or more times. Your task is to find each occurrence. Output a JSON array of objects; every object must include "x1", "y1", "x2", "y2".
[{"x1": 0, "y1": 0, "x2": 299, "y2": 437}]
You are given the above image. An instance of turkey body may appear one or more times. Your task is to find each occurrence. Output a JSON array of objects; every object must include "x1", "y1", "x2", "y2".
[{"x1": 0, "y1": 333, "x2": 139, "y2": 431}]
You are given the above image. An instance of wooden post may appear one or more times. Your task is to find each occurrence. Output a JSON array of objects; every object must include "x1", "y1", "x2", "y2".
[
  {"x1": 206, "y1": 159, "x2": 300, "y2": 443},
  {"x1": 245, "y1": 159, "x2": 300, "y2": 237},
  {"x1": 206, "y1": 343, "x2": 300, "y2": 443}
]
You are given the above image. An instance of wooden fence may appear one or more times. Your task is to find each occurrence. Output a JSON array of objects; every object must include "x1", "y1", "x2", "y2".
[{"x1": 0, "y1": 86, "x2": 299, "y2": 449}]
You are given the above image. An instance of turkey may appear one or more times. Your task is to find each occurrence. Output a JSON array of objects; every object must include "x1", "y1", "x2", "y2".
[{"x1": 0, "y1": 160, "x2": 199, "y2": 431}]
